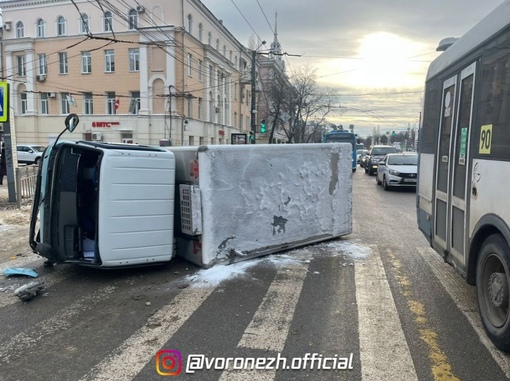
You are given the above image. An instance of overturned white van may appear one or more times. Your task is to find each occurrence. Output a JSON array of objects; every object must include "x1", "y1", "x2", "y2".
[{"x1": 29, "y1": 130, "x2": 176, "y2": 268}]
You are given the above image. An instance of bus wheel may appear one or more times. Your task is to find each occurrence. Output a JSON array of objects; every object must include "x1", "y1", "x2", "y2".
[{"x1": 476, "y1": 234, "x2": 510, "y2": 352}]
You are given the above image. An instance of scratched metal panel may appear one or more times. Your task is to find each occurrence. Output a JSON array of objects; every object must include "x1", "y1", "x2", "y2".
[{"x1": 169, "y1": 143, "x2": 352, "y2": 268}]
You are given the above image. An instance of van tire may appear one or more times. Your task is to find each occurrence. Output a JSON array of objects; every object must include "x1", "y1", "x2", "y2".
[{"x1": 476, "y1": 234, "x2": 510, "y2": 352}]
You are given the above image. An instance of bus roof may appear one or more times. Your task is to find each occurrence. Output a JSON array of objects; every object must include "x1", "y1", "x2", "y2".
[{"x1": 427, "y1": 0, "x2": 510, "y2": 81}]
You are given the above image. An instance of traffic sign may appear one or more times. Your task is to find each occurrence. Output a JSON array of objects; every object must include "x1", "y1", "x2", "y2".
[{"x1": 0, "y1": 82, "x2": 9, "y2": 123}]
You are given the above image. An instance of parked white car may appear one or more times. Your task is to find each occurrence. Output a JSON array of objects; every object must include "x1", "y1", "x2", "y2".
[
  {"x1": 376, "y1": 153, "x2": 418, "y2": 190},
  {"x1": 17, "y1": 144, "x2": 46, "y2": 165}
]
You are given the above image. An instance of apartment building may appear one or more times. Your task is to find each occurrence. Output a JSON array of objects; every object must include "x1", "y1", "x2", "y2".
[{"x1": 0, "y1": 0, "x2": 257, "y2": 146}]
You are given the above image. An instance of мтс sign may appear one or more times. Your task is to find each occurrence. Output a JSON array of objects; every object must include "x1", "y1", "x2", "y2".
[{"x1": 0, "y1": 82, "x2": 10, "y2": 123}]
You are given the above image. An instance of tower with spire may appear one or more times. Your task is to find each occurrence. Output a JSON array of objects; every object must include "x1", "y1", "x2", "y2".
[{"x1": 269, "y1": 12, "x2": 285, "y2": 71}]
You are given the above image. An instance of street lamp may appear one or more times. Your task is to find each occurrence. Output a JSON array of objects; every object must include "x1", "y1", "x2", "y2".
[{"x1": 250, "y1": 40, "x2": 266, "y2": 144}]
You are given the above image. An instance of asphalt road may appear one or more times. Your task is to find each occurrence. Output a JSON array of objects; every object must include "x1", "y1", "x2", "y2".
[{"x1": 0, "y1": 168, "x2": 509, "y2": 381}]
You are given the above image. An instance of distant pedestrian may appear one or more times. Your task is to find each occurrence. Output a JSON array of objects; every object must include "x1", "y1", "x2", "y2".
[{"x1": 0, "y1": 142, "x2": 5, "y2": 185}]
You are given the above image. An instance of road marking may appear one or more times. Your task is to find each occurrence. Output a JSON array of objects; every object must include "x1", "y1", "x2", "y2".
[
  {"x1": 0, "y1": 285, "x2": 116, "y2": 364},
  {"x1": 355, "y1": 247, "x2": 418, "y2": 381},
  {"x1": 79, "y1": 286, "x2": 216, "y2": 381},
  {"x1": 237, "y1": 262, "x2": 310, "y2": 351},
  {"x1": 418, "y1": 247, "x2": 510, "y2": 378},
  {"x1": 219, "y1": 249, "x2": 312, "y2": 380},
  {"x1": 387, "y1": 250, "x2": 460, "y2": 381},
  {"x1": 0, "y1": 253, "x2": 43, "y2": 271},
  {"x1": 0, "y1": 266, "x2": 72, "y2": 308}
]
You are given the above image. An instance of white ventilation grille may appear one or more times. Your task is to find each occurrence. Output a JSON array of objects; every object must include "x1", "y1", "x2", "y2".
[{"x1": 179, "y1": 184, "x2": 202, "y2": 235}]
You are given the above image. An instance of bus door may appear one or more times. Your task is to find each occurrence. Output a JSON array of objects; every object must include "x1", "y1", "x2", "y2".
[{"x1": 434, "y1": 62, "x2": 476, "y2": 265}]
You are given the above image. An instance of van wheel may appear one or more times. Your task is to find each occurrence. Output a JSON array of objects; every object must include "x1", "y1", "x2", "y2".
[
  {"x1": 476, "y1": 234, "x2": 510, "y2": 352},
  {"x1": 34, "y1": 157, "x2": 40, "y2": 165}
]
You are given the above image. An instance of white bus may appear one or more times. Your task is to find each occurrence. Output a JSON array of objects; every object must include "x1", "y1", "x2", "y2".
[{"x1": 417, "y1": 0, "x2": 510, "y2": 352}]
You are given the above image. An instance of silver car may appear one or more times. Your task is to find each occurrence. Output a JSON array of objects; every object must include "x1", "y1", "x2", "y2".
[
  {"x1": 17, "y1": 144, "x2": 46, "y2": 165},
  {"x1": 376, "y1": 153, "x2": 418, "y2": 190}
]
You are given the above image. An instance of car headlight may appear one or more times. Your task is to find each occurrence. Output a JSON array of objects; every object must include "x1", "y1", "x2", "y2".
[{"x1": 389, "y1": 169, "x2": 400, "y2": 176}]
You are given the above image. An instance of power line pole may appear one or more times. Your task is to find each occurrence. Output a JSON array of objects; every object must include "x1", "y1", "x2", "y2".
[{"x1": 250, "y1": 49, "x2": 257, "y2": 144}]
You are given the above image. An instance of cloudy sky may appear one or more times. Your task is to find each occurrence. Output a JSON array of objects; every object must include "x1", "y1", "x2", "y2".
[{"x1": 202, "y1": 0, "x2": 504, "y2": 138}]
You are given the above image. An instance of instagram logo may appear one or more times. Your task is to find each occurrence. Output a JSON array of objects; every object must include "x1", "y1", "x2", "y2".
[{"x1": 156, "y1": 350, "x2": 182, "y2": 376}]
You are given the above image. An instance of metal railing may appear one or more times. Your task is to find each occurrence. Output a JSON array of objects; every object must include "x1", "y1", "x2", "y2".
[{"x1": 15, "y1": 165, "x2": 38, "y2": 207}]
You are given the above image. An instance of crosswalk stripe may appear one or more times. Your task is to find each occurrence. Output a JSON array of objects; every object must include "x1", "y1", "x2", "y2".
[
  {"x1": 0, "y1": 253, "x2": 43, "y2": 271},
  {"x1": 0, "y1": 285, "x2": 117, "y2": 364},
  {"x1": 79, "y1": 286, "x2": 216, "y2": 381},
  {"x1": 0, "y1": 266, "x2": 72, "y2": 308},
  {"x1": 355, "y1": 246, "x2": 418, "y2": 381},
  {"x1": 417, "y1": 247, "x2": 510, "y2": 379},
  {"x1": 218, "y1": 249, "x2": 312, "y2": 380},
  {"x1": 237, "y1": 258, "x2": 310, "y2": 352}
]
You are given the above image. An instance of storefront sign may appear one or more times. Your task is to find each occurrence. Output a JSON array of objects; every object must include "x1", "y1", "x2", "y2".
[{"x1": 92, "y1": 122, "x2": 120, "y2": 128}]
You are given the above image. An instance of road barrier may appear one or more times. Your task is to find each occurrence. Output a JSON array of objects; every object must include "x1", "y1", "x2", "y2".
[{"x1": 15, "y1": 165, "x2": 38, "y2": 207}]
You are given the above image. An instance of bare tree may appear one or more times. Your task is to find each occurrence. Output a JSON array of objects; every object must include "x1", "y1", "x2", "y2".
[{"x1": 281, "y1": 65, "x2": 336, "y2": 143}]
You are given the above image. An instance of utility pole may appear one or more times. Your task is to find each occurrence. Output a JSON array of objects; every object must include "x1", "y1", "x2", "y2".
[
  {"x1": 250, "y1": 49, "x2": 257, "y2": 144},
  {"x1": 249, "y1": 41, "x2": 266, "y2": 144}
]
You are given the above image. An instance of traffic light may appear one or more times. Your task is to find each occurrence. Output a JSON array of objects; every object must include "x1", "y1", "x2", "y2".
[{"x1": 260, "y1": 119, "x2": 266, "y2": 133}]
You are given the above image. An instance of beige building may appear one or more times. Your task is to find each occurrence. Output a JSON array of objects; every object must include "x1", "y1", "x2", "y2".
[{"x1": 0, "y1": 0, "x2": 259, "y2": 146}]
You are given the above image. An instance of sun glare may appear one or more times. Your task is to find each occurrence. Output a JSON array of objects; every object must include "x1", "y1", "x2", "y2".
[{"x1": 323, "y1": 32, "x2": 430, "y2": 89}]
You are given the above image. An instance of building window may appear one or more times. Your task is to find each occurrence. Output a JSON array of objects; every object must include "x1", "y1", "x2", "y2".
[
  {"x1": 37, "y1": 19, "x2": 45, "y2": 37},
  {"x1": 223, "y1": 45, "x2": 226, "y2": 56},
  {"x1": 198, "y1": 98, "x2": 202, "y2": 119},
  {"x1": 208, "y1": 32, "x2": 212, "y2": 45},
  {"x1": 81, "y1": 51, "x2": 91, "y2": 73},
  {"x1": 188, "y1": 97, "x2": 193, "y2": 118},
  {"x1": 61, "y1": 92, "x2": 70, "y2": 114},
  {"x1": 229, "y1": 51, "x2": 232, "y2": 62},
  {"x1": 129, "y1": 91, "x2": 140, "y2": 114},
  {"x1": 129, "y1": 48, "x2": 139, "y2": 71},
  {"x1": 80, "y1": 13, "x2": 89, "y2": 34},
  {"x1": 16, "y1": 21, "x2": 24, "y2": 38},
  {"x1": 209, "y1": 65, "x2": 213, "y2": 86},
  {"x1": 187, "y1": 14, "x2": 193, "y2": 34},
  {"x1": 235, "y1": 56, "x2": 238, "y2": 69},
  {"x1": 38, "y1": 54, "x2": 47, "y2": 75},
  {"x1": 20, "y1": 92, "x2": 27, "y2": 114},
  {"x1": 104, "y1": 49, "x2": 115, "y2": 72},
  {"x1": 104, "y1": 11, "x2": 113, "y2": 32},
  {"x1": 128, "y1": 9, "x2": 138, "y2": 29},
  {"x1": 234, "y1": 83, "x2": 238, "y2": 100},
  {"x1": 106, "y1": 92, "x2": 116, "y2": 114},
  {"x1": 198, "y1": 23, "x2": 203, "y2": 42},
  {"x1": 40, "y1": 93, "x2": 48, "y2": 114},
  {"x1": 58, "y1": 52, "x2": 68, "y2": 74},
  {"x1": 188, "y1": 54, "x2": 193, "y2": 77},
  {"x1": 216, "y1": 38, "x2": 220, "y2": 50},
  {"x1": 84, "y1": 93, "x2": 93, "y2": 114},
  {"x1": 198, "y1": 60, "x2": 203, "y2": 82},
  {"x1": 17, "y1": 56, "x2": 26, "y2": 77},
  {"x1": 57, "y1": 16, "x2": 66, "y2": 36}
]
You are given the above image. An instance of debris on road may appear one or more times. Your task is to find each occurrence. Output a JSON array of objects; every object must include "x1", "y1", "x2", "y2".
[
  {"x1": 2, "y1": 267, "x2": 39, "y2": 278},
  {"x1": 14, "y1": 281, "x2": 46, "y2": 302}
]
